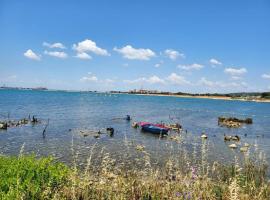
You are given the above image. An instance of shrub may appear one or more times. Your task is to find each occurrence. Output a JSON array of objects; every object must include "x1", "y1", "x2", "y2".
[{"x1": 0, "y1": 155, "x2": 69, "y2": 200}]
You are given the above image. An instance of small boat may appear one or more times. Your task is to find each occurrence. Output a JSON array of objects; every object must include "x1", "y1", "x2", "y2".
[
  {"x1": 138, "y1": 122, "x2": 151, "y2": 126},
  {"x1": 141, "y1": 123, "x2": 169, "y2": 135},
  {"x1": 138, "y1": 122, "x2": 167, "y2": 129}
]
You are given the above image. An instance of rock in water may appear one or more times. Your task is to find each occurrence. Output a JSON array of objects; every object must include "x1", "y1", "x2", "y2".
[
  {"x1": 229, "y1": 144, "x2": 237, "y2": 149},
  {"x1": 0, "y1": 122, "x2": 8, "y2": 130},
  {"x1": 240, "y1": 146, "x2": 249, "y2": 152},
  {"x1": 201, "y1": 133, "x2": 208, "y2": 139}
]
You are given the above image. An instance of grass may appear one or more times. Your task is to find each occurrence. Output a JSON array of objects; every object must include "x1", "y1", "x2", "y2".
[{"x1": 0, "y1": 140, "x2": 269, "y2": 199}]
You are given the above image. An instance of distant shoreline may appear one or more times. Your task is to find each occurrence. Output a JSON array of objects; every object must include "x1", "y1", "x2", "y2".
[
  {"x1": 122, "y1": 93, "x2": 270, "y2": 103},
  {"x1": 1, "y1": 87, "x2": 270, "y2": 103}
]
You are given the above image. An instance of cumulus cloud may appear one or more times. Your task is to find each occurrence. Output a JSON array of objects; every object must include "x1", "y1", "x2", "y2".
[
  {"x1": 124, "y1": 73, "x2": 190, "y2": 86},
  {"x1": 198, "y1": 77, "x2": 247, "y2": 88},
  {"x1": 43, "y1": 42, "x2": 66, "y2": 49},
  {"x1": 23, "y1": 49, "x2": 41, "y2": 60},
  {"x1": 166, "y1": 73, "x2": 190, "y2": 85},
  {"x1": 199, "y1": 77, "x2": 215, "y2": 87},
  {"x1": 75, "y1": 52, "x2": 92, "y2": 60},
  {"x1": 224, "y1": 67, "x2": 247, "y2": 76},
  {"x1": 262, "y1": 73, "x2": 270, "y2": 79},
  {"x1": 80, "y1": 74, "x2": 98, "y2": 82},
  {"x1": 124, "y1": 75, "x2": 164, "y2": 84},
  {"x1": 231, "y1": 76, "x2": 242, "y2": 80},
  {"x1": 103, "y1": 78, "x2": 115, "y2": 84},
  {"x1": 123, "y1": 78, "x2": 146, "y2": 84},
  {"x1": 154, "y1": 60, "x2": 164, "y2": 68},
  {"x1": 44, "y1": 50, "x2": 68, "y2": 59},
  {"x1": 177, "y1": 63, "x2": 204, "y2": 71},
  {"x1": 147, "y1": 75, "x2": 165, "y2": 84},
  {"x1": 73, "y1": 39, "x2": 110, "y2": 56},
  {"x1": 114, "y1": 45, "x2": 155, "y2": 60},
  {"x1": 164, "y1": 49, "x2": 184, "y2": 60},
  {"x1": 209, "y1": 58, "x2": 222, "y2": 66}
]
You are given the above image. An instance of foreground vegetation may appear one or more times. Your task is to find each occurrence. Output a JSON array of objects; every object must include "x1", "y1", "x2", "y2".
[{"x1": 0, "y1": 146, "x2": 269, "y2": 200}]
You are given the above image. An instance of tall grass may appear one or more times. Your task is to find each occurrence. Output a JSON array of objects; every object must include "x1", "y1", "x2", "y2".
[{"x1": 0, "y1": 135, "x2": 269, "y2": 200}]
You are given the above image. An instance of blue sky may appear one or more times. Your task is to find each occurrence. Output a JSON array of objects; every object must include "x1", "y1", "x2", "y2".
[{"x1": 0, "y1": 0, "x2": 270, "y2": 93}]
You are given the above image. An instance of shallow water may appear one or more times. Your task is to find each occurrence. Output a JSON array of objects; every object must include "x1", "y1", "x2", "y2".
[{"x1": 0, "y1": 89, "x2": 270, "y2": 171}]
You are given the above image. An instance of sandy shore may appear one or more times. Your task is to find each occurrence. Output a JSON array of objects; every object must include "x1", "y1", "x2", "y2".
[{"x1": 125, "y1": 93, "x2": 270, "y2": 103}]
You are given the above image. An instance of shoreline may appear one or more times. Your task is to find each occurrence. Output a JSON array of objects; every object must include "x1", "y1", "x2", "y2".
[
  {"x1": 1, "y1": 88, "x2": 270, "y2": 103},
  {"x1": 123, "y1": 93, "x2": 270, "y2": 103}
]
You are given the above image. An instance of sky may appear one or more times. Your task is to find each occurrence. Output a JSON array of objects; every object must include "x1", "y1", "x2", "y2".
[{"x1": 0, "y1": 0, "x2": 270, "y2": 93}]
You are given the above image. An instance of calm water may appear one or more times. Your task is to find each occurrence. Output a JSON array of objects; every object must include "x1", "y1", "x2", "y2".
[{"x1": 0, "y1": 89, "x2": 270, "y2": 170}]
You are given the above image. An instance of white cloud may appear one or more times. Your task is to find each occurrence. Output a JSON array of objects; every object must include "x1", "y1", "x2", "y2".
[
  {"x1": 75, "y1": 52, "x2": 92, "y2": 60},
  {"x1": 177, "y1": 63, "x2": 204, "y2": 71},
  {"x1": 8, "y1": 75, "x2": 17, "y2": 79},
  {"x1": 199, "y1": 77, "x2": 215, "y2": 87},
  {"x1": 23, "y1": 49, "x2": 41, "y2": 61},
  {"x1": 262, "y1": 73, "x2": 270, "y2": 79},
  {"x1": 103, "y1": 78, "x2": 115, "y2": 84},
  {"x1": 231, "y1": 76, "x2": 242, "y2": 80},
  {"x1": 164, "y1": 49, "x2": 184, "y2": 60},
  {"x1": 124, "y1": 73, "x2": 190, "y2": 86},
  {"x1": 198, "y1": 77, "x2": 247, "y2": 88},
  {"x1": 224, "y1": 67, "x2": 247, "y2": 76},
  {"x1": 166, "y1": 73, "x2": 190, "y2": 85},
  {"x1": 44, "y1": 50, "x2": 68, "y2": 59},
  {"x1": 209, "y1": 58, "x2": 222, "y2": 66},
  {"x1": 114, "y1": 45, "x2": 155, "y2": 60},
  {"x1": 147, "y1": 75, "x2": 165, "y2": 84},
  {"x1": 124, "y1": 75, "x2": 164, "y2": 84},
  {"x1": 43, "y1": 42, "x2": 66, "y2": 49},
  {"x1": 154, "y1": 60, "x2": 163, "y2": 68},
  {"x1": 123, "y1": 78, "x2": 146, "y2": 84},
  {"x1": 80, "y1": 75, "x2": 98, "y2": 82},
  {"x1": 0, "y1": 75, "x2": 21, "y2": 84},
  {"x1": 73, "y1": 39, "x2": 110, "y2": 56}
]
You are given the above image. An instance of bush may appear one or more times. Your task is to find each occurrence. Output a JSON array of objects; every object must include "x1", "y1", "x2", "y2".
[
  {"x1": 0, "y1": 155, "x2": 69, "y2": 200},
  {"x1": 261, "y1": 92, "x2": 270, "y2": 99}
]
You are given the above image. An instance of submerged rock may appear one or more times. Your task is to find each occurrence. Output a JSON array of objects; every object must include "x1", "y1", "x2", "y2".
[
  {"x1": 224, "y1": 134, "x2": 240, "y2": 142},
  {"x1": 229, "y1": 144, "x2": 237, "y2": 149},
  {"x1": 244, "y1": 143, "x2": 250, "y2": 147},
  {"x1": 224, "y1": 135, "x2": 232, "y2": 141},
  {"x1": 132, "y1": 122, "x2": 139, "y2": 128},
  {"x1": 240, "y1": 146, "x2": 249, "y2": 152},
  {"x1": 1, "y1": 118, "x2": 31, "y2": 130},
  {"x1": 93, "y1": 134, "x2": 100, "y2": 138},
  {"x1": 231, "y1": 135, "x2": 240, "y2": 141},
  {"x1": 0, "y1": 122, "x2": 8, "y2": 130},
  {"x1": 218, "y1": 117, "x2": 253, "y2": 128},
  {"x1": 106, "y1": 127, "x2": 114, "y2": 136},
  {"x1": 136, "y1": 145, "x2": 145, "y2": 151},
  {"x1": 201, "y1": 133, "x2": 208, "y2": 139},
  {"x1": 165, "y1": 123, "x2": 182, "y2": 131}
]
